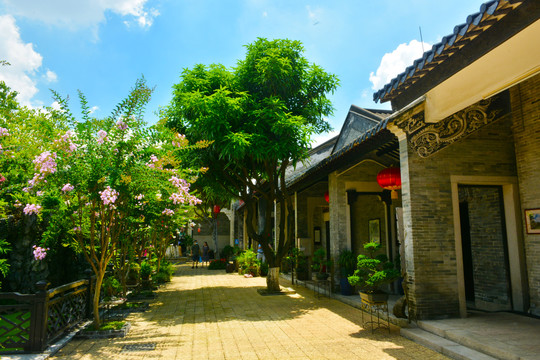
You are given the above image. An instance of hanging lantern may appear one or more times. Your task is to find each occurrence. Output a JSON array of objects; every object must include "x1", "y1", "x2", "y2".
[
  {"x1": 324, "y1": 191, "x2": 329, "y2": 203},
  {"x1": 213, "y1": 205, "x2": 221, "y2": 214},
  {"x1": 197, "y1": 227, "x2": 201, "y2": 233},
  {"x1": 377, "y1": 167, "x2": 401, "y2": 200}
]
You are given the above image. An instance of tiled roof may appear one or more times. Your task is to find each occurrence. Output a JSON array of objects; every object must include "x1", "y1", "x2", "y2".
[
  {"x1": 373, "y1": 0, "x2": 524, "y2": 104},
  {"x1": 286, "y1": 117, "x2": 392, "y2": 187}
]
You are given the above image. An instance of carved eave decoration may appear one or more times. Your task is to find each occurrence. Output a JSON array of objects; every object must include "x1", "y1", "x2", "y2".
[{"x1": 392, "y1": 91, "x2": 510, "y2": 158}]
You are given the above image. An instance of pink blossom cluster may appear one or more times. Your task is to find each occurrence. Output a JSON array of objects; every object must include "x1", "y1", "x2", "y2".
[
  {"x1": 62, "y1": 183, "x2": 74, "y2": 192},
  {"x1": 99, "y1": 186, "x2": 118, "y2": 206},
  {"x1": 56, "y1": 130, "x2": 78, "y2": 153},
  {"x1": 146, "y1": 154, "x2": 159, "y2": 168},
  {"x1": 33, "y1": 151, "x2": 57, "y2": 175},
  {"x1": 0, "y1": 127, "x2": 9, "y2": 136},
  {"x1": 96, "y1": 130, "x2": 108, "y2": 144},
  {"x1": 168, "y1": 176, "x2": 189, "y2": 189},
  {"x1": 135, "y1": 193, "x2": 144, "y2": 200},
  {"x1": 116, "y1": 120, "x2": 128, "y2": 130},
  {"x1": 33, "y1": 245, "x2": 49, "y2": 261},
  {"x1": 0, "y1": 174, "x2": 5, "y2": 183},
  {"x1": 73, "y1": 226, "x2": 81, "y2": 232},
  {"x1": 162, "y1": 208, "x2": 174, "y2": 216},
  {"x1": 23, "y1": 203, "x2": 42, "y2": 215},
  {"x1": 172, "y1": 133, "x2": 188, "y2": 148}
]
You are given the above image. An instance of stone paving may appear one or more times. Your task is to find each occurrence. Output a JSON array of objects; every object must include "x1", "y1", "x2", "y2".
[{"x1": 50, "y1": 264, "x2": 449, "y2": 360}]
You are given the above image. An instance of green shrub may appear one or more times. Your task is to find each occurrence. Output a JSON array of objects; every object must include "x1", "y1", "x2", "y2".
[
  {"x1": 348, "y1": 242, "x2": 400, "y2": 293},
  {"x1": 102, "y1": 276, "x2": 121, "y2": 299},
  {"x1": 208, "y1": 259, "x2": 227, "y2": 270},
  {"x1": 140, "y1": 261, "x2": 152, "y2": 280},
  {"x1": 259, "y1": 262, "x2": 269, "y2": 276}
]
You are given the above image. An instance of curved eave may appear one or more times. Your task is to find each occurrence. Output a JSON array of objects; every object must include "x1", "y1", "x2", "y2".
[{"x1": 373, "y1": 0, "x2": 524, "y2": 104}]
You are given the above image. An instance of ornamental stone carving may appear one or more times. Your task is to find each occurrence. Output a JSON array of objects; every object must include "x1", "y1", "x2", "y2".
[{"x1": 394, "y1": 92, "x2": 510, "y2": 158}]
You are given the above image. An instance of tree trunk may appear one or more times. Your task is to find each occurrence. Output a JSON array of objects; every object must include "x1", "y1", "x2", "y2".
[
  {"x1": 92, "y1": 270, "x2": 105, "y2": 329},
  {"x1": 266, "y1": 267, "x2": 280, "y2": 292}
]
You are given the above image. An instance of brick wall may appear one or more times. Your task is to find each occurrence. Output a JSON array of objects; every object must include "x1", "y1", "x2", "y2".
[
  {"x1": 511, "y1": 73, "x2": 540, "y2": 316},
  {"x1": 401, "y1": 114, "x2": 517, "y2": 319},
  {"x1": 459, "y1": 186, "x2": 512, "y2": 310}
]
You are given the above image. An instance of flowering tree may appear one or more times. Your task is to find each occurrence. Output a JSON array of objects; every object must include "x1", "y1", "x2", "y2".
[
  {"x1": 21, "y1": 79, "x2": 202, "y2": 328},
  {"x1": 0, "y1": 74, "x2": 68, "y2": 289}
]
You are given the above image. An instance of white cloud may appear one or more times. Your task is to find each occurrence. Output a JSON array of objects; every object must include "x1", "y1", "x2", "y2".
[
  {"x1": 1, "y1": 0, "x2": 159, "y2": 30},
  {"x1": 369, "y1": 39, "x2": 430, "y2": 91},
  {"x1": 45, "y1": 70, "x2": 58, "y2": 83},
  {"x1": 51, "y1": 101, "x2": 61, "y2": 111},
  {"x1": 89, "y1": 106, "x2": 99, "y2": 114},
  {"x1": 0, "y1": 15, "x2": 43, "y2": 106}
]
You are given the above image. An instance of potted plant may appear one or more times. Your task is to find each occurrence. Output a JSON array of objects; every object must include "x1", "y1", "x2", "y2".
[
  {"x1": 337, "y1": 249, "x2": 356, "y2": 295},
  {"x1": 348, "y1": 242, "x2": 400, "y2": 303},
  {"x1": 312, "y1": 248, "x2": 332, "y2": 280}
]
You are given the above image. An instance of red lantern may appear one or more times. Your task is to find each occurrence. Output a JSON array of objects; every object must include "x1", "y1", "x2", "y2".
[
  {"x1": 213, "y1": 205, "x2": 221, "y2": 214},
  {"x1": 377, "y1": 167, "x2": 401, "y2": 200},
  {"x1": 197, "y1": 227, "x2": 201, "y2": 233},
  {"x1": 324, "y1": 191, "x2": 329, "y2": 203}
]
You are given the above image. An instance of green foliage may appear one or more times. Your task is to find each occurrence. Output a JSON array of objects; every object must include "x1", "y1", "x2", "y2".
[
  {"x1": 165, "y1": 38, "x2": 339, "y2": 275},
  {"x1": 220, "y1": 245, "x2": 234, "y2": 260},
  {"x1": 208, "y1": 259, "x2": 227, "y2": 270},
  {"x1": 347, "y1": 242, "x2": 400, "y2": 293},
  {"x1": 154, "y1": 261, "x2": 174, "y2": 283},
  {"x1": 311, "y1": 247, "x2": 332, "y2": 272},
  {"x1": 140, "y1": 261, "x2": 152, "y2": 279},
  {"x1": 338, "y1": 249, "x2": 356, "y2": 278},
  {"x1": 236, "y1": 248, "x2": 258, "y2": 274},
  {"x1": 102, "y1": 276, "x2": 122, "y2": 298}
]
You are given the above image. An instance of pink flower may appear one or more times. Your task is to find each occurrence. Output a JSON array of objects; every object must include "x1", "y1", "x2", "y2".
[
  {"x1": 116, "y1": 120, "x2": 128, "y2": 130},
  {"x1": 33, "y1": 151, "x2": 57, "y2": 175},
  {"x1": 162, "y1": 208, "x2": 174, "y2": 216},
  {"x1": 33, "y1": 245, "x2": 49, "y2": 261},
  {"x1": 0, "y1": 127, "x2": 9, "y2": 136},
  {"x1": 99, "y1": 186, "x2": 118, "y2": 206},
  {"x1": 73, "y1": 226, "x2": 81, "y2": 232},
  {"x1": 61, "y1": 183, "x2": 74, "y2": 192},
  {"x1": 96, "y1": 130, "x2": 108, "y2": 144},
  {"x1": 0, "y1": 174, "x2": 6, "y2": 183},
  {"x1": 23, "y1": 204, "x2": 42, "y2": 215},
  {"x1": 135, "y1": 193, "x2": 144, "y2": 200}
]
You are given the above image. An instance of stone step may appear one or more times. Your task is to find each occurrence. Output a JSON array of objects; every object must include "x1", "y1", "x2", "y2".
[
  {"x1": 417, "y1": 320, "x2": 519, "y2": 360},
  {"x1": 401, "y1": 327, "x2": 498, "y2": 360}
]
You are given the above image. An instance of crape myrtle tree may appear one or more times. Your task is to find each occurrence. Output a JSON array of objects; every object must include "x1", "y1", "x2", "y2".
[
  {"x1": 20, "y1": 79, "x2": 203, "y2": 328},
  {"x1": 0, "y1": 66, "x2": 69, "y2": 289},
  {"x1": 165, "y1": 38, "x2": 338, "y2": 292}
]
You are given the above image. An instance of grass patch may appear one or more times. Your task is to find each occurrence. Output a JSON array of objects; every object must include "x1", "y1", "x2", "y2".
[{"x1": 84, "y1": 320, "x2": 126, "y2": 332}]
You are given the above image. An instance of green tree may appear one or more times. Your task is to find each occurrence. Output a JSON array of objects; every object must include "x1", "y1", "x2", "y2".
[{"x1": 166, "y1": 38, "x2": 338, "y2": 292}]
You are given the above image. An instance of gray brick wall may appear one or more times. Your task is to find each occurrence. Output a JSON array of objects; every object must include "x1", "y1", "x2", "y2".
[
  {"x1": 459, "y1": 186, "x2": 511, "y2": 309},
  {"x1": 401, "y1": 114, "x2": 517, "y2": 319},
  {"x1": 511, "y1": 73, "x2": 540, "y2": 316}
]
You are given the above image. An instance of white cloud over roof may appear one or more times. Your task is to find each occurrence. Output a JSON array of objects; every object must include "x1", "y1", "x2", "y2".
[{"x1": 369, "y1": 39, "x2": 430, "y2": 91}]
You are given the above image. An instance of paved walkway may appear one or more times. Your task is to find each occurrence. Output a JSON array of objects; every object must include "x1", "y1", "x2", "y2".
[{"x1": 49, "y1": 263, "x2": 448, "y2": 360}]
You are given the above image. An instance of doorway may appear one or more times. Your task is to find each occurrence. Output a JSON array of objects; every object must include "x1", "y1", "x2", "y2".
[{"x1": 458, "y1": 185, "x2": 512, "y2": 311}]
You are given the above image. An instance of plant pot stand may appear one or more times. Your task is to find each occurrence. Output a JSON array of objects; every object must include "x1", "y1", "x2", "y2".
[{"x1": 360, "y1": 293, "x2": 390, "y2": 333}]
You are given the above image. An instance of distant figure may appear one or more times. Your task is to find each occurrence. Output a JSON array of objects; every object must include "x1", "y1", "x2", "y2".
[
  {"x1": 257, "y1": 243, "x2": 265, "y2": 263},
  {"x1": 191, "y1": 240, "x2": 200, "y2": 269},
  {"x1": 202, "y1": 242, "x2": 210, "y2": 267}
]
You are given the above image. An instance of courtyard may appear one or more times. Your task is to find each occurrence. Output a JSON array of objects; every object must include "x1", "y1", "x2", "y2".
[{"x1": 50, "y1": 264, "x2": 448, "y2": 360}]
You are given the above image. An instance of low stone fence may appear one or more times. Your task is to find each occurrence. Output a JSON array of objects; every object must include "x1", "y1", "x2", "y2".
[{"x1": 0, "y1": 273, "x2": 94, "y2": 353}]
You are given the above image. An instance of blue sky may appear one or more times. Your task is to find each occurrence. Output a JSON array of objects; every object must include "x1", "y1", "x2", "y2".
[{"x1": 0, "y1": 0, "x2": 484, "y2": 145}]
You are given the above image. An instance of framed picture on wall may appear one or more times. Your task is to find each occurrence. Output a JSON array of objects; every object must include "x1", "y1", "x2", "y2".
[
  {"x1": 368, "y1": 219, "x2": 380, "y2": 243},
  {"x1": 525, "y1": 208, "x2": 540, "y2": 234},
  {"x1": 314, "y1": 227, "x2": 321, "y2": 244}
]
